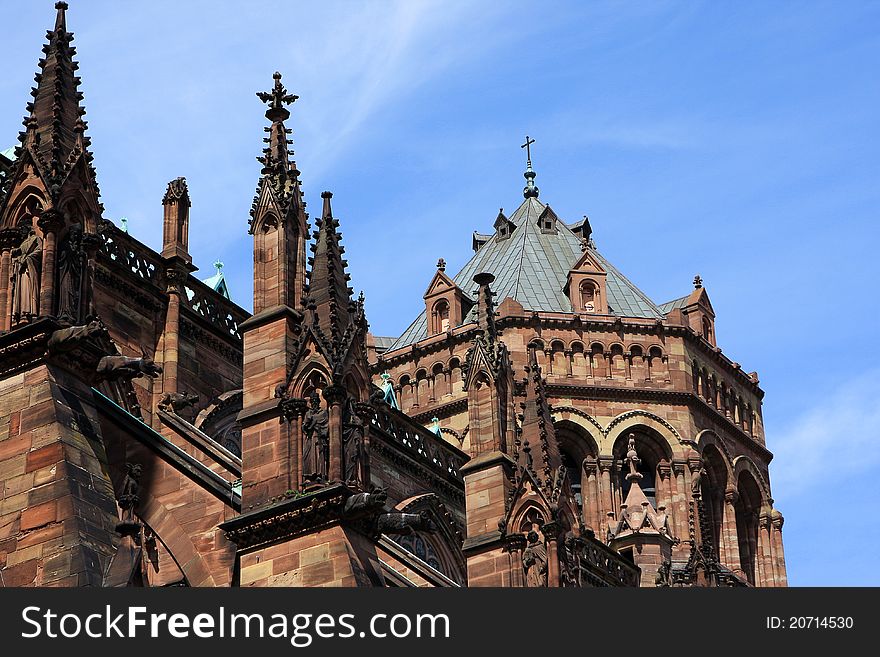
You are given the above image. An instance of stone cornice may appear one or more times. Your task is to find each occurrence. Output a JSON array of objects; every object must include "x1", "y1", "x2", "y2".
[{"x1": 219, "y1": 484, "x2": 351, "y2": 552}]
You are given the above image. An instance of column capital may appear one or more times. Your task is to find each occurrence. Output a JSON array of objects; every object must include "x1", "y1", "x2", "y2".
[
  {"x1": 280, "y1": 397, "x2": 308, "y2": 421},
  {"x1": 36, "y1": 209, "x2": 64, "y2": 234},
  {"x1": 0, "y1": 227, "x2": 25, "y2": 250},
  {"x1": 322, "y1": 384, "x2": 347, "y2": 405}
]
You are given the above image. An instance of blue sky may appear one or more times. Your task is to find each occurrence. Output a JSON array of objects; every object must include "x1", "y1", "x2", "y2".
[{"x1": 2, "y1": 1, "x2": 878, "y2": 585}]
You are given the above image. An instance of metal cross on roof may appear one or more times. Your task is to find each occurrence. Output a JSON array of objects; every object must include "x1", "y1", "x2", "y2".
[{"x1": 521, "y1": 135, "x2": 536, "y2": 168}]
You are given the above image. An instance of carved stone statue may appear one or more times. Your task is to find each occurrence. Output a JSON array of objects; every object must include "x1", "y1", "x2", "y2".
[
  {"x1": 301, "y1": 392, "x2": 329, "y2": 481},
  {"x1": 655, "y1": 559, "x2": 673, "y2": 587},
  {"x1": 523, "y1": 530, "x2": 548, "y2": 587},
  {"x1": 691, "y1": 466, "x2": 706, "y2": 496},
  {"x1": 11, "y1": 229, "x2": 42, "y2": 321},
  {"x1": 158, "y1": 391, "x2": 199, "y2": 414},
  {"x1": 96, "y1": 349, "x2": 163, "y2": 382},
  {"x1": 342, "y1": 397, "x2": 364, "y2": 486},
  {"x1": 116, "y1": 462, "x2": 143, "y2": 536},
  {"x1": 57, "y1": 226, "x2": 84, "y2": 321}
]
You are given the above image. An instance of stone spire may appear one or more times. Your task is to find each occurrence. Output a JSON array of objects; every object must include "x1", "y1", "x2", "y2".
[
  {"x1": 5, "y1": 2, "x2": 99, "y2": 205},
  {"x1": 473, "y1": 272, "x2": 497, "y2": 338},
  {"x1": 305, "y1": 191, "x2": 357, "y2": 346},
  {"x1": 248, "y1": 71, "x2": 303, "y2": 234},
  {"x1": 519, "y1": 348, "x2": 563, "y2": 491}
]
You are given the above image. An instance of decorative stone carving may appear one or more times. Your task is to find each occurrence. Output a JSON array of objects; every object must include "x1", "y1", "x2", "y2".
[
  {"x1": 301, "y1": 391, "x2": 329, "y2": 482},
  {"x1": 11, "y1": 229, "x2": 42, "y2": 322},
  {"x1": 57, "y1": 226, "x2": 85, "y2": 321},
  {"x1": 377, "y1": 510, "x2": 435, "y2": 535},
  {"x1": 158, "y1": 391, "x2": 199, "y2": 414},
  {"x1": 47, "y1": 319, "x2": 104, "y2": 353},
  {"x1": 342, "y1": 396, "x2": 365, "y2": 486},
  {"x1": 96, "y1": 349, "x2": 163, "y2": 381},
  {"x1": 116, "y1": 462, "x2": 142, "y2": 537},
  {"x1": 523, "y1": 530, "x2": 548, "y2": 587},
  {"x1": 343, "y1": 488, "x2": 387, "y2": 517}
]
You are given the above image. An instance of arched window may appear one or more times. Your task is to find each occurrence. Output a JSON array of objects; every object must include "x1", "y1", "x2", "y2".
[
  {"x1": 702, "y1": 317, "x2": 712, "y2": 342},
  {"x1": 432, "y1": 299, "x2": 450, "y2": 334},
  {"x1": 560, "y1": 450, "x2": 582, "y2": 508},
  {"x1": 701, "y1": 445, "x2": 728, "y2": 560},
  {"x1": 735, "y1": 471, "x2": 762, "y2": 585},
  {"x1": 579, "y1": 281, "x2": 597, "y2": 312},
  {"x1": 613, "y1": 431, "x2": 669, "y2": 510}
]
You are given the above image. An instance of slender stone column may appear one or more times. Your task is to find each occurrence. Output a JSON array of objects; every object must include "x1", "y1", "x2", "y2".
[
  {"x1": 658, "y1": 462, "x2": 675, "y2": 532},
  {"x1": 564, "y1": 350, "x2": 573, "y2": 377},
  {"x1": 505, "y1": 533, "x2": 526, "y2": 587},
  {"x1": 672, "y1": 460, "x2": 689, "y2": 549},
  {"x1": 605, "y1": 353, "x2": 612, "y2": 379},
  {"x1": 543, "y1": 522, "x2": 560, "y2": 587},
  {"x1": 544, "y1": 349, "x2": 553, "y2": 375},
  {"x1": 583, "y1": 458, "x2": 600, "y2": 532},
  {"x1": 37, "y1": 210, "x2": 63, "y2": 317},
  {"x1": 598, "y1": 456, "x2": 615, "y2": 518},
  {"x1": 771, "y1": 511, "x2": 787, "y2": 586},
  {"x1": 0, "y1": 228, "x2": 22, "y2": 331},
  {"x1": 723, "y1": 488, "x2": 741, "y2": 573},
  {"x1": 161, "y1": 268, "x2": 184, "y2": 398},
  {"x1": 281, "y1": 398, "x2": 307, "y2": 490},
  {"x1": 324, "y1": 386, "x2": 346, "y2": 482}
]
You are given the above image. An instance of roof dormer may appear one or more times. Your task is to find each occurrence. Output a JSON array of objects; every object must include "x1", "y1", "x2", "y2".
[
  {"x1": 564, "y1": 247, "x2": 608, "y2": 314},
  {"x1": 424, "y1": 258, "x2": 470, "y2": 336},
  {"x1": 537, "y1": 204, "x2": 558, "y2": 234},
  {"x1": 494, "y1": 208, "x2": 516, "y2": 241}
]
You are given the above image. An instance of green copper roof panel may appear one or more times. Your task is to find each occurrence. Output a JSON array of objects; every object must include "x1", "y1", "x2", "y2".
[{"x1": 387, "y1": 196, "x2": 663, "y2": 352}]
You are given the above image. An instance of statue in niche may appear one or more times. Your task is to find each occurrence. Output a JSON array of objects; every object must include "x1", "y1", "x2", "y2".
[
  {"x1": 116, "y1": 462, "x2": 143, "y2": 537},
  {"x1": 11, "y1": 228, "x2": 42, "y2": 322},
  {"x1": 342, "y1": 397, "x2": 364, "y2": 486},
  {"x1": 57, "y1": 226, "x2": 85, "y2": 321},
  {"x1": 523, "y1": 530, "x2": 548, "y2": 587},
  {"x1": 302, "y1": 391, "x2": 329, "y2": 481}
]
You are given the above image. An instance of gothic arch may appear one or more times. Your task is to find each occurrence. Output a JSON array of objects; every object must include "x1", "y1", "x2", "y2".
[
  {"x1": 732, "y1": 455, "x2": 771, "y2": 502},
  {"x1": 293, "y1": 364, "x2": 330, "y2": 399},
  {"x1": 135, "y1": 492, "x2": 223, "y2": 587},
  {"x1": 695, "y1": 429, "x2": 734, "y2": 476},
  {"x1": 606, "y1": 410, "x2": 682, "y2": 445},
  {"x1": 393, "y1": 493, "x2": 465, "y2": 585},
  {"x1": 3, "y1": 187, "x2": 45, "y2": 228},
  {"x1": 549, "y1": 406, "x2": 604, "y2": 437}
]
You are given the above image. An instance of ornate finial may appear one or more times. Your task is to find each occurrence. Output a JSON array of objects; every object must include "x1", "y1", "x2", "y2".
[
  {"x1": 693, "y1": 274, "x2": 703, "y2": 289},
  {"x1": 580, "y1": 237, "x2": 588, "y2": 253},
  {"x1": 54, "y1": 2, "x2": 68, "y2": 30},
  {"x1": 256, "y1": 71, "x2": 298, "y2": 122},
  {"x1": 521, "y1": 135, "x2": 539, "y2": 198},
  {"x1": 120, "y1": 217, "x2": 128, "y2": 233},
  {"x1": 213, "y1": 259, "x2": 224, "y2": 275},
  {"x1": 624, "y1": 433, "x2": 643, "y2": 482},
  {"x1": 437, "y1": 257, "x2": 446, "y2": 272}
]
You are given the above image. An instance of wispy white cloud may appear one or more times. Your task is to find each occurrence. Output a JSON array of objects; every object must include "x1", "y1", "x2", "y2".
[{"x1": 769, "y1": 369, "x2": 880, "y2": 497}]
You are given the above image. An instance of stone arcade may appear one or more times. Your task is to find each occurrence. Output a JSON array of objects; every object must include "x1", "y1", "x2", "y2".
[{"x1": 0, "y1": 4, "x2": 786, "y2": 588}]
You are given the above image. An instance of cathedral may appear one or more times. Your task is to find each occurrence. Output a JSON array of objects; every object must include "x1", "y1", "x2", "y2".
[{"x1": 0, "y1": 3, "x2": 786, "y2": 588}]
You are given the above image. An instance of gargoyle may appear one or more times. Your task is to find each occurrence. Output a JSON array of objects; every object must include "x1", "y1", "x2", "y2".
[
  {"x1": 376, "y1": 510, "x2": 435, "y2": 535},
  {"x1": 158, "y1": 391, "x2": 198, "y2": 414},
  {"x1": 343, "y1": 488, "x2": 388, "y2": 518},
  {"x1": 96, "y1": 348, "x2": 162, "y2": 382},
  {"x1": 47, "y1": 320, "x2": 105, "y2": 354}
]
